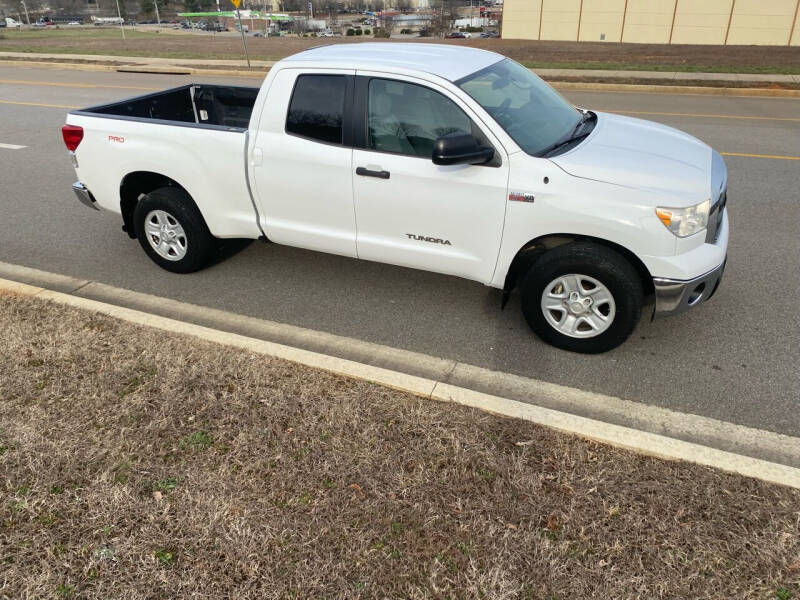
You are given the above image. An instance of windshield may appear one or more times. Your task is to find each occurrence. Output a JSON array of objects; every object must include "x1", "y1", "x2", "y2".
[{"x1": 457, "y1": 59, "x2": 581, "y2": 156}]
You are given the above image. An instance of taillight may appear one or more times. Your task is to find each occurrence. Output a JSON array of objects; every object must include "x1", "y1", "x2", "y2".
[{"x1": 61, "y1": 125, "x2": 83, "y2": 152}]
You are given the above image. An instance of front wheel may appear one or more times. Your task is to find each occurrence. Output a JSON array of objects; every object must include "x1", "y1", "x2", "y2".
[{"x1": 520, "y1": 243, "x2": 643, "y2": 354}]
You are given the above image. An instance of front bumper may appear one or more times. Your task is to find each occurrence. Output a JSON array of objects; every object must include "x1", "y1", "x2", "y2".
[
  {"x1": 72, "y1": 181, "x2": 99, "y2": 211},
  {"x1": 653, "y1": 257, "x2": 726, "y2": 317}
]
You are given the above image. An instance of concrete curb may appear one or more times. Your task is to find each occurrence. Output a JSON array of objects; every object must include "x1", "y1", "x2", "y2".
[
  {"x1": 0, "y1": 59, "x2": 264, "y2": 78},
  {"x1": 551, "y1": 81, "x2": 800, "y2": 98},
  {"x1": 2, "y1": 57, "x2": 799, "y2": 96},
  {"x1": 1, "y1": 259, "x2": 798, "y2": 470},
  {"x1": 2, "y1": 273, "x2": 799, "y2": 490}
]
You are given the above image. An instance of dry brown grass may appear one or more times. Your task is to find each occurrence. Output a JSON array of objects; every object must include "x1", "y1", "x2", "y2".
[
  {"x1": 1, "y1": 291, "x2": 798, "y2": 599},
  {"x1": 2, "y1": 31, "x2": 799, "y2": 73}
]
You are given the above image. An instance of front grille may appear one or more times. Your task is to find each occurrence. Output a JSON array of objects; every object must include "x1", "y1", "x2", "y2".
[{"x1": 705, "y1": 187, "x2": 727, "y2": 243}]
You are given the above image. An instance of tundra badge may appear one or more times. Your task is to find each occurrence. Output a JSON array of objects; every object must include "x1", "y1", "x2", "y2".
[{"x1": 406, "y1": 234, "x2": 452, "y2": 246}]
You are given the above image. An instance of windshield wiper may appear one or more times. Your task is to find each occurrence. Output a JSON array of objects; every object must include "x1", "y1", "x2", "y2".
[{"x1": 537, "y1": 111, "x2": 595, "y2": 158}]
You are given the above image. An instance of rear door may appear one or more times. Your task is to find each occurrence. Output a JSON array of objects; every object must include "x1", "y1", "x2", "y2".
[
  {"x1": 251, "y1": 69, "x2": 357, "y2": 257},
  {"x1": 351, "y1": 73, "x2": 509, "y2": 283}
]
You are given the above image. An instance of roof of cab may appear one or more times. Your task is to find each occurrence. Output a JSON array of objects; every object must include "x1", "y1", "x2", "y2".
[{"x1": 281, "y1": 42, "x2": 504, "y2": 82}]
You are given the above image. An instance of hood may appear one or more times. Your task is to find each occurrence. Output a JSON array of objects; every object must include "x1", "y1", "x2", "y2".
[{"x1": 551, "y1": 112, "x2": 713, "y2": 204}]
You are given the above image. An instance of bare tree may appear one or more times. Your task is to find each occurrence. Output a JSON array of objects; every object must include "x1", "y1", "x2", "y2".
[
  {"x1": 431, "y1": 0, "x2": 458, "y2": 37},
  {"x1": 279, "y1": 0, "x2": 303, "y2": 10},
  {"x1": 319, "y1": 0, "x2": 337, "y2": 26}
]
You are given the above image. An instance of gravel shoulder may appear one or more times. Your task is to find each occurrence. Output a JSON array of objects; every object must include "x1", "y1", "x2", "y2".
[{"x1": 1, "y1": 291, "x2": 798, "y2": 599}]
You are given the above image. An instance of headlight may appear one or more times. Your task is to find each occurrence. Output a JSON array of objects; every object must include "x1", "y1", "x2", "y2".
[{"x1": 656, "y1": 199, "x2": 710, "y2": 237}]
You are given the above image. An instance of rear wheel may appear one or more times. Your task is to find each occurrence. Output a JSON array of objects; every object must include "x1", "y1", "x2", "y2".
[
  {"x1": 134, "y1": 187, "x2": 215, "y2": 273},
  {"x1": 520, "y1": 243, "x2": 643, "y2": 353}
]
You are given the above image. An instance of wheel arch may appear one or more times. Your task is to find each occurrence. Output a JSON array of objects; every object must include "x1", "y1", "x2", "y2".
[
  {"x1": 119, "y1": 171, "x2": 192, "y2": 239},
  {"x1": 502, "y1": 234, "x2": 654, "y2": 304}
]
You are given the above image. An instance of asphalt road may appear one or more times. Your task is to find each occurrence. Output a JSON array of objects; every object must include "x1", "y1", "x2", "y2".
[{"x1": 1, "y1": 65, "x2": 798, "y2": 436}]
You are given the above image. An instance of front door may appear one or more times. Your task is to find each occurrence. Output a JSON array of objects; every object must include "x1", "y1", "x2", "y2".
[{"x1": 352, "y1": 75, "x2": 509, "y2": 283}]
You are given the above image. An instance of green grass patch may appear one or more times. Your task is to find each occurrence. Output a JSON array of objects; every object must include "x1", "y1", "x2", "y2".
[
  {"x1": 153, "y1": 477, "x2": 178, "y2": 492},
  {"x1": 179, "y1": 430, "x2": 213, "y2": 452},
  {"x1": 154, "y1": 548, "x2": 175, "y2": 566}
]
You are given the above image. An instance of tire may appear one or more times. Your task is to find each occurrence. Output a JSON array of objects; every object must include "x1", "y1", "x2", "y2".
[
  {"x1": 520, "y1": 242, "x2": 643, "y2": 354},
  {"x1": 133, "y1": 186, "x2": 216, "y2": 274}
]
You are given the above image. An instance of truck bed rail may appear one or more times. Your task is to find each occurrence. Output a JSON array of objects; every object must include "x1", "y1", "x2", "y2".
[{"x1": 71, "y1": 84, "x2": 259, "y2": 132}]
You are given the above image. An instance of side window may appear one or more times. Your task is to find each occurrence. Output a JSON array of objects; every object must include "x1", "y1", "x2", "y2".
[
  {"x1": 368, "y1": 79, "x2": 473, "y2": 158},
  {"x1": 286, "y1": 74, "x2": 346, "y2": 144}
]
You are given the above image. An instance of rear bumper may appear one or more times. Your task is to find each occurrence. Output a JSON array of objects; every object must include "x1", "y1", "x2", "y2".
[
  {"x1": 72, "y1": 181, "x2": 99, "y2": 211},
  {"x1": 652, "y1": 257, "x2": 726, "y2": 317}
]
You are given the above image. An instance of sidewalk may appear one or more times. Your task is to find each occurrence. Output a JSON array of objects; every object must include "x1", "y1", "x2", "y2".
[{"x1": 2, "y1": 51, "x2": 799, "y2": 87}]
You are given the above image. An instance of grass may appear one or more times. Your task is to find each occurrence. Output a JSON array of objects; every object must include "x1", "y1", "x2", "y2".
[
  {"x1": 521, "y1": 61, "x2": 800, "y2": 75},
  {"x1": 2, "y1": 45, "x2": 268, "y2": 61},
  {"x1": 1, "y1": 29, "x2": 799, "y2": 74},
  {"x1": 2, "y1": 29, "x2": 159, "y2": 40},
  {"x1": 1, "y1": 290, "x2": 799, "y2": 598}
]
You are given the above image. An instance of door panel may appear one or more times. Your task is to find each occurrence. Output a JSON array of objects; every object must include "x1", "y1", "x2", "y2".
[
  {"x1": 251, "y1": 69, "x2": 357, "y2": 258},
  {"x1": 352, "y1": 75, "x2": 509, "y2": 284}
]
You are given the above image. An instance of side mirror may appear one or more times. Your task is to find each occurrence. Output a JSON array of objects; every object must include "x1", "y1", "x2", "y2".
[{"x1": 432, "y1": 133, "x2": 495, "y2": 166}]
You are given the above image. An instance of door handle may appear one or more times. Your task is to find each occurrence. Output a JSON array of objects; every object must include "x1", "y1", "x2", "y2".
[{"x1": 356, "y1": 166, "x2": 390, "y2": 180}]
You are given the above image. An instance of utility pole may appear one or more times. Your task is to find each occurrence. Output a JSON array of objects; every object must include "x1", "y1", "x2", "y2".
[
  {"x1": 113, "y1": 0, "x2": 125, "y2": 39},
  {"x1": 20, "y1": 0, "x2": 30, "y2": 25},
  {"x1": 235, "y1": 7, "x2": 251, "y2": 67}
]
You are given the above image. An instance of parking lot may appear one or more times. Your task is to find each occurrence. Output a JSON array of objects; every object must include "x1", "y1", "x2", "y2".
[{"x1": 0, "y1": 64, "x2": 798, "y2": 438}]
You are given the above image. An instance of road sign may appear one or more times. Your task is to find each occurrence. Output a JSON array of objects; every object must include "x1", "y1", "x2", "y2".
[{"x1": 231, "y1": 1, "x2": 250, "y2": 69}]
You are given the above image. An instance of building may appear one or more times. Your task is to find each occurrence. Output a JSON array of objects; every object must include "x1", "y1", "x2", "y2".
[{"x1": 501, "y1": 0, "x2": 800, "y2": 46}]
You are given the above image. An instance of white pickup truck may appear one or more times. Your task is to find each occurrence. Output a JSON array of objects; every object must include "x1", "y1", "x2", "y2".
[{"x1": 63, "y1": 43, "x2": 728, "y2": 353}]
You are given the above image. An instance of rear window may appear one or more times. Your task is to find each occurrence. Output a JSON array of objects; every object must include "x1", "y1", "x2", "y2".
[{"x1": 285, "y1": 74, "x2": 346, "y2": 145}]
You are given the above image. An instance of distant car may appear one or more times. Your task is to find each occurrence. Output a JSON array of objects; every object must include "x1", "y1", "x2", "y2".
[
  {"x1": 253, "y1": 31, "x2": 265, "y2": 37},
  {"x1": 446, "y1": 31, "x2": 465, "y2": 38},
  {"x1": 66, "y1": 21, "x2": 81, "y2": 26},
  {"x1": 317, "y1": 30, "x2": 334, "y2": 37},
  {"x1": 0, "y1": 19, "x2": 5, "y2": 28},
  {"x1": 479, "y1": 31, "x2": 499, "y2": 38}
]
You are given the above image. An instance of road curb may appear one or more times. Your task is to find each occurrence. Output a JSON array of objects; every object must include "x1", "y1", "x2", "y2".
[
  {"x1": 2, "y1": 260, "x2": 799, "y2": 469},
  {"x1": 0, "y1": 59, "x2": 263, "y2": 78},
  {"x1": 550, "y1": 81, "x2": 800, "y2": 98},
  {"x1": 2, "y1": 58, "x2": 799, "y2": 96},
  {"x1": 2, "y1": 274, "x2": 799, "y2": 490},
  {"x1": 0, "y1": 59, "x2": 120, "y2": 73}
]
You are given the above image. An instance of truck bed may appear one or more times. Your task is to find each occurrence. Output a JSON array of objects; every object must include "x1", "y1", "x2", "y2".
[{"x1": 74, "y1": 84, "x2": 259, "y2": 130}]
